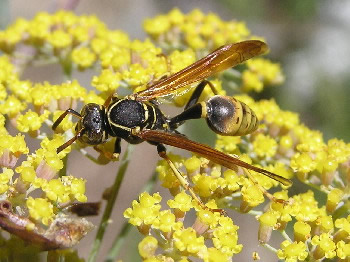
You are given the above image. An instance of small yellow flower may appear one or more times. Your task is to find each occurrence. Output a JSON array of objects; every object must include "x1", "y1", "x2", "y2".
[
  {"x1": 336, "y1": 241, "x2": 350, "y2": 259},
  {"x1": 167, "y1": 191, "x2": 193, "y2": 212},
  {"x1": 253, "y1": 134, "x2": 278, "y2": 158},
  {"x1": 326, "y1": 188, "x2": 344, "y2": 213},
  {"x1": 290, "y1": 152, "x2": 317, "y2": 174},
  {"x1": 293, "y1": 221, "x2": 311, "y2": 242},
  {"x1": 26, "y1": 197, "x2": 55, "y2": 226},
  {"x1": 71, "y1": 47, "x2": 96, "y2": 69},
  {"x1": 65, "y1": 176, "x2": 87, "y2": 202},
  {"x1": 47, "y1": 30, "x2": 72, "y2": 49},
  {"x1": 277, "y1": 240, "x2": 308, "y2": 262},
  {"x1": 184, "y1": 156, "x2": 201, "y2": 174},
  {"x1": 122, "y1": 63, "x2": 151, "y2": 87},
  {"x1": 91, "y1": 69, "x2": 121, "y2": 93},
  {"x1": 0, "y1": 169, "x2": 14, "y2": 194},
  {"x1": 153, "y1": 210, "x2": 183, "y2": 233},
  {"x1": 212, "y1": 216, "x2": 242, "y2": 255},
  {"x1": 242, "y1": 71, "x2": 263, "y2": 93},
  {"x1": 241, "y1": 182, "x2": 264, "y2": 209},
  {"x1": 138, "y1": 236, "x2": 158, "y2": 259},
  {"x1": 173, "y1": 227, "x2": 207, "y2": 257},
  {"x1": 317, "y1": 215, "x2": 334, "y2": 233},
  {"x1": 43, "y1": 179, "x2": 70, "y2": 203},
  {"x1": 290, "y1": 191, "x2": 324, "y2": 222},
  {"x1": 124, "y1": 192, "x2": 162, "y2": 226},
  {"x1": 223, "y1": 169, "x2": 240, "y2": 192},
  {"x1": 19, "y1": 166, "x2": 36, "y2": 183},
  {"x1": 311, "y1": 233, "x2": 336, "y2": 259},
  {"x1": 207, "y1": 247, "x2": 231, "y2": 262},
  {"x1": 193, "y1": 174, "x2": 219, "y2": 198},
  {"x1": 16, "y1": 110, "x2": 50, "y2": 133},
  {"x1": 144, "y1": 15, "x2": 171, "y2": 36},
  {"x1": 0, "y1": 95, "x2": 26, "y2": 117}
]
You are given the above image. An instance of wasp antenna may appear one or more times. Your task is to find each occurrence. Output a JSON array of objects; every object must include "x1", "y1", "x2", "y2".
[
  {"x1": 57, "y1": 128, "x2": 85, "y2": 153},
  {"x1": 52, "y1": 109, "x2": 82, "y2": 130}
]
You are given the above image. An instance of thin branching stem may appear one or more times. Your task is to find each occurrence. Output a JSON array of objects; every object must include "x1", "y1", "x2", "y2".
[
  {"x1": 104, "y1": 171, "x2": 158, "y2": 261},
  {"x1": 88, "y1": 144, "x2": 134, "y2": 262}
]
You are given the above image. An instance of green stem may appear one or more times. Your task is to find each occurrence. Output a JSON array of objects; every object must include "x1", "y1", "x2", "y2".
[
  {"x1": 104, "y1": 171, "x2": 158, "y2": 262},
  {"x1": 262, "y1": 243, "x2": 278, "y2": 253},
  {"x1": 88, "y1": 144, "x2": 134, "y2": 262},
  {"x1": 281, "y1": 230, "x2": 292, "y2": 242},
  {"x1": 58, "y1": 155, "x2": 68, "y2": 177}
]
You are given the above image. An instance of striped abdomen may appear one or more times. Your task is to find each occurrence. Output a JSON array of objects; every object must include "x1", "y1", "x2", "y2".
[{"x1": 204, "y1": 95, "x2": 258, "y2": 136}]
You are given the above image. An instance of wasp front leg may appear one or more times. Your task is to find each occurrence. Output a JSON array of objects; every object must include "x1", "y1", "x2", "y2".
[
  {"x1": 94, "y1": 137, "x2": 121, "y2": 162},
  {"x1": 156, "y1": 144, "x2": 226, "y2": 216}
]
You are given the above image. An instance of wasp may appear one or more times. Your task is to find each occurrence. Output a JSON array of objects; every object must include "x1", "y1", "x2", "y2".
[{"x1": 53, "y1": 40, "x2": 292, "y2": 214}]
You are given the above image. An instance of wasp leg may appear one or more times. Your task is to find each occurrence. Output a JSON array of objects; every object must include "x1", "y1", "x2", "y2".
[
  {"x1": 56, "y1": 128, "x2": 85, "y2": 153},
  {"x1": 185, "y1": 80, "x2": 218, "y2": 110},
  {"x1": 52, "y1": 108, "x2": 81, "y2": 130},
  {"x1": 94, "y1": 137, "x2": 121, "y2": 161},
  {"x1": 242, "y1": 169, "x2": 289, "y2": 212},
  {"x1": 156, "y1": 144, "x2": 226, "y2": 216},
  {"x1": 169, "y1": 80, "x2": 218, "y2": 128}
]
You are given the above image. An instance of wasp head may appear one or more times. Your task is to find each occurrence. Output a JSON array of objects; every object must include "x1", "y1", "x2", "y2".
[{"x1": 76, "y1": 103, "x2": 107, "y2": 145}]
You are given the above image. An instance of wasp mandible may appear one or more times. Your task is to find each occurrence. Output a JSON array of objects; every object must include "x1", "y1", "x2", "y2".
[{"x1": 53, "y1": 40, "x2": 292, "y2": 214}]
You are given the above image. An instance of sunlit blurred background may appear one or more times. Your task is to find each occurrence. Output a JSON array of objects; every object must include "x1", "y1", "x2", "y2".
[{"x1": 2, "y1": 0, "x2": 350, "y2": 261}]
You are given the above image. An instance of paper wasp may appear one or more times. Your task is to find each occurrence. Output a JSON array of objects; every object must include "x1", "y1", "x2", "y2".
[{"x1": 53, "y1": 40, "x2": 292, "y2": 214}]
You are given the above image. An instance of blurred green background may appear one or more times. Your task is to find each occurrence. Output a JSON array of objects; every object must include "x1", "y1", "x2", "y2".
[{"x1": 1, "y1": 0, "x2": 349, "y2": 261}]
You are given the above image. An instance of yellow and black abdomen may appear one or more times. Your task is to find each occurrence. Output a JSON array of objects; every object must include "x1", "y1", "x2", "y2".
[{"x1": 204, "y1": 95, "x2": 258, "y2": 136}]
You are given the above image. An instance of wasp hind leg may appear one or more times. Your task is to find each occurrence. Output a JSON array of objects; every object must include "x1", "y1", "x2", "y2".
[{"x1": 156, "y1": 144, "x2": 226, "y2": 216}]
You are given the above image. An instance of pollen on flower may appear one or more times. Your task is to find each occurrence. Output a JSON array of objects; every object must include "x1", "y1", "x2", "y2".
[
  {"x1": 71, "y1": 47, "x2": 97, "y2": 69},
  {"x1": 212, "y1": 216, "x2": 242, "y2": 255},
  {"x1": 143, "y1": 15, "x2": 171, "y2": 36},
  {"x1": 91, "y1": 69, "x2": 121, "y2": 93},
  {"x1": 0, "y1": 133, "x2": 29, "y2": 166},
  {"x1": 240, "y1": 182, "x2": 265, "y2": 210},
  {"x1": 192, "y1": 174, "x2": 219, "y2": 198},
  {"x1": 277, "y1": 240, "x2": 308, "y2": 262},
  {"x1": 167, "y1": 191, "x2": 193, "y2": 212},
  {"x1": 47, "y1": 30, "x2": 72, "y2": 49},
  {"x1": 19, "y1": 166, "x2": 36, "y2": 183},
  {"x1": 0, "y1": 169, "x2": 13, "y2": 194},
  {"x1": 138, "y1": 235, "x2": 158, "y2": 259},
  {"x1": 252, "y1": 134, "x2": 278, "y2": 158},
  {"x1": 293, "y1": 221, "x2": 311, "y2": 242},
  {"x1": 43, "y1": 179, "x2": 70, "y2": 203},
  {"x1": 123, "y1": 192, "x2": 162, "y2": 227},
  {"x1": 16, "y1": 110, "x2": 50, "y2": 133},
  {"x1": 26, "y1": 197, "x2": 55, "y2": 226},
  {"x1": 153, "y1": 210, "x2": 183, "y2": 233},
  {"x1": 290, "y1": 152, "x2": 317, "y2": 174},
  {"x1": 311, "y1": 233, "x2": 336, "y2": 259},
  {"x1": 173, "y1": 227, "x2": 207, "y2": 258},
  {"x1": 64, "y1": 176, "x2": 88, "y2": 202},
  {"x1": 0, "y1": 95, "x2": 26, "y2": 117},
  {"x1": 326, "y1": 188, "x2": 344, "y2": 213}
]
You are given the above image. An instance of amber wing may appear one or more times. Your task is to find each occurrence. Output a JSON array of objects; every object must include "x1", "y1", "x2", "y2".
[
  {"x1": 137, "y1": 129, "x2": 292, "y2": 186},
  {"x1": 133, "y1": 40, "x2": 268, "y2": 101}
]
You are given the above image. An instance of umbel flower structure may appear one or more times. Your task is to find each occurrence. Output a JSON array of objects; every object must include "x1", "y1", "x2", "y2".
[{"x1": 0, "y1": 8, "x2": 349, "y2": 262}]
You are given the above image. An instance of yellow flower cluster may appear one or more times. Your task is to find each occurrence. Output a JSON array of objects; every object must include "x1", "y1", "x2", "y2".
[
  {"x1": 144, "y1": 8, "x2": 251, "y2": 50},
  {"x1": 1, "y1": 8, "x2": 349, "y2": 261},
  {"x1": 124, "y1": 192, "x2": 242, "y2": 261}
]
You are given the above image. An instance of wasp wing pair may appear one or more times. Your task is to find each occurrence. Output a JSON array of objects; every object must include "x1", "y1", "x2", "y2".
[{"x1": 132, "y1": 40, "x2": 291, "y2": 187}]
